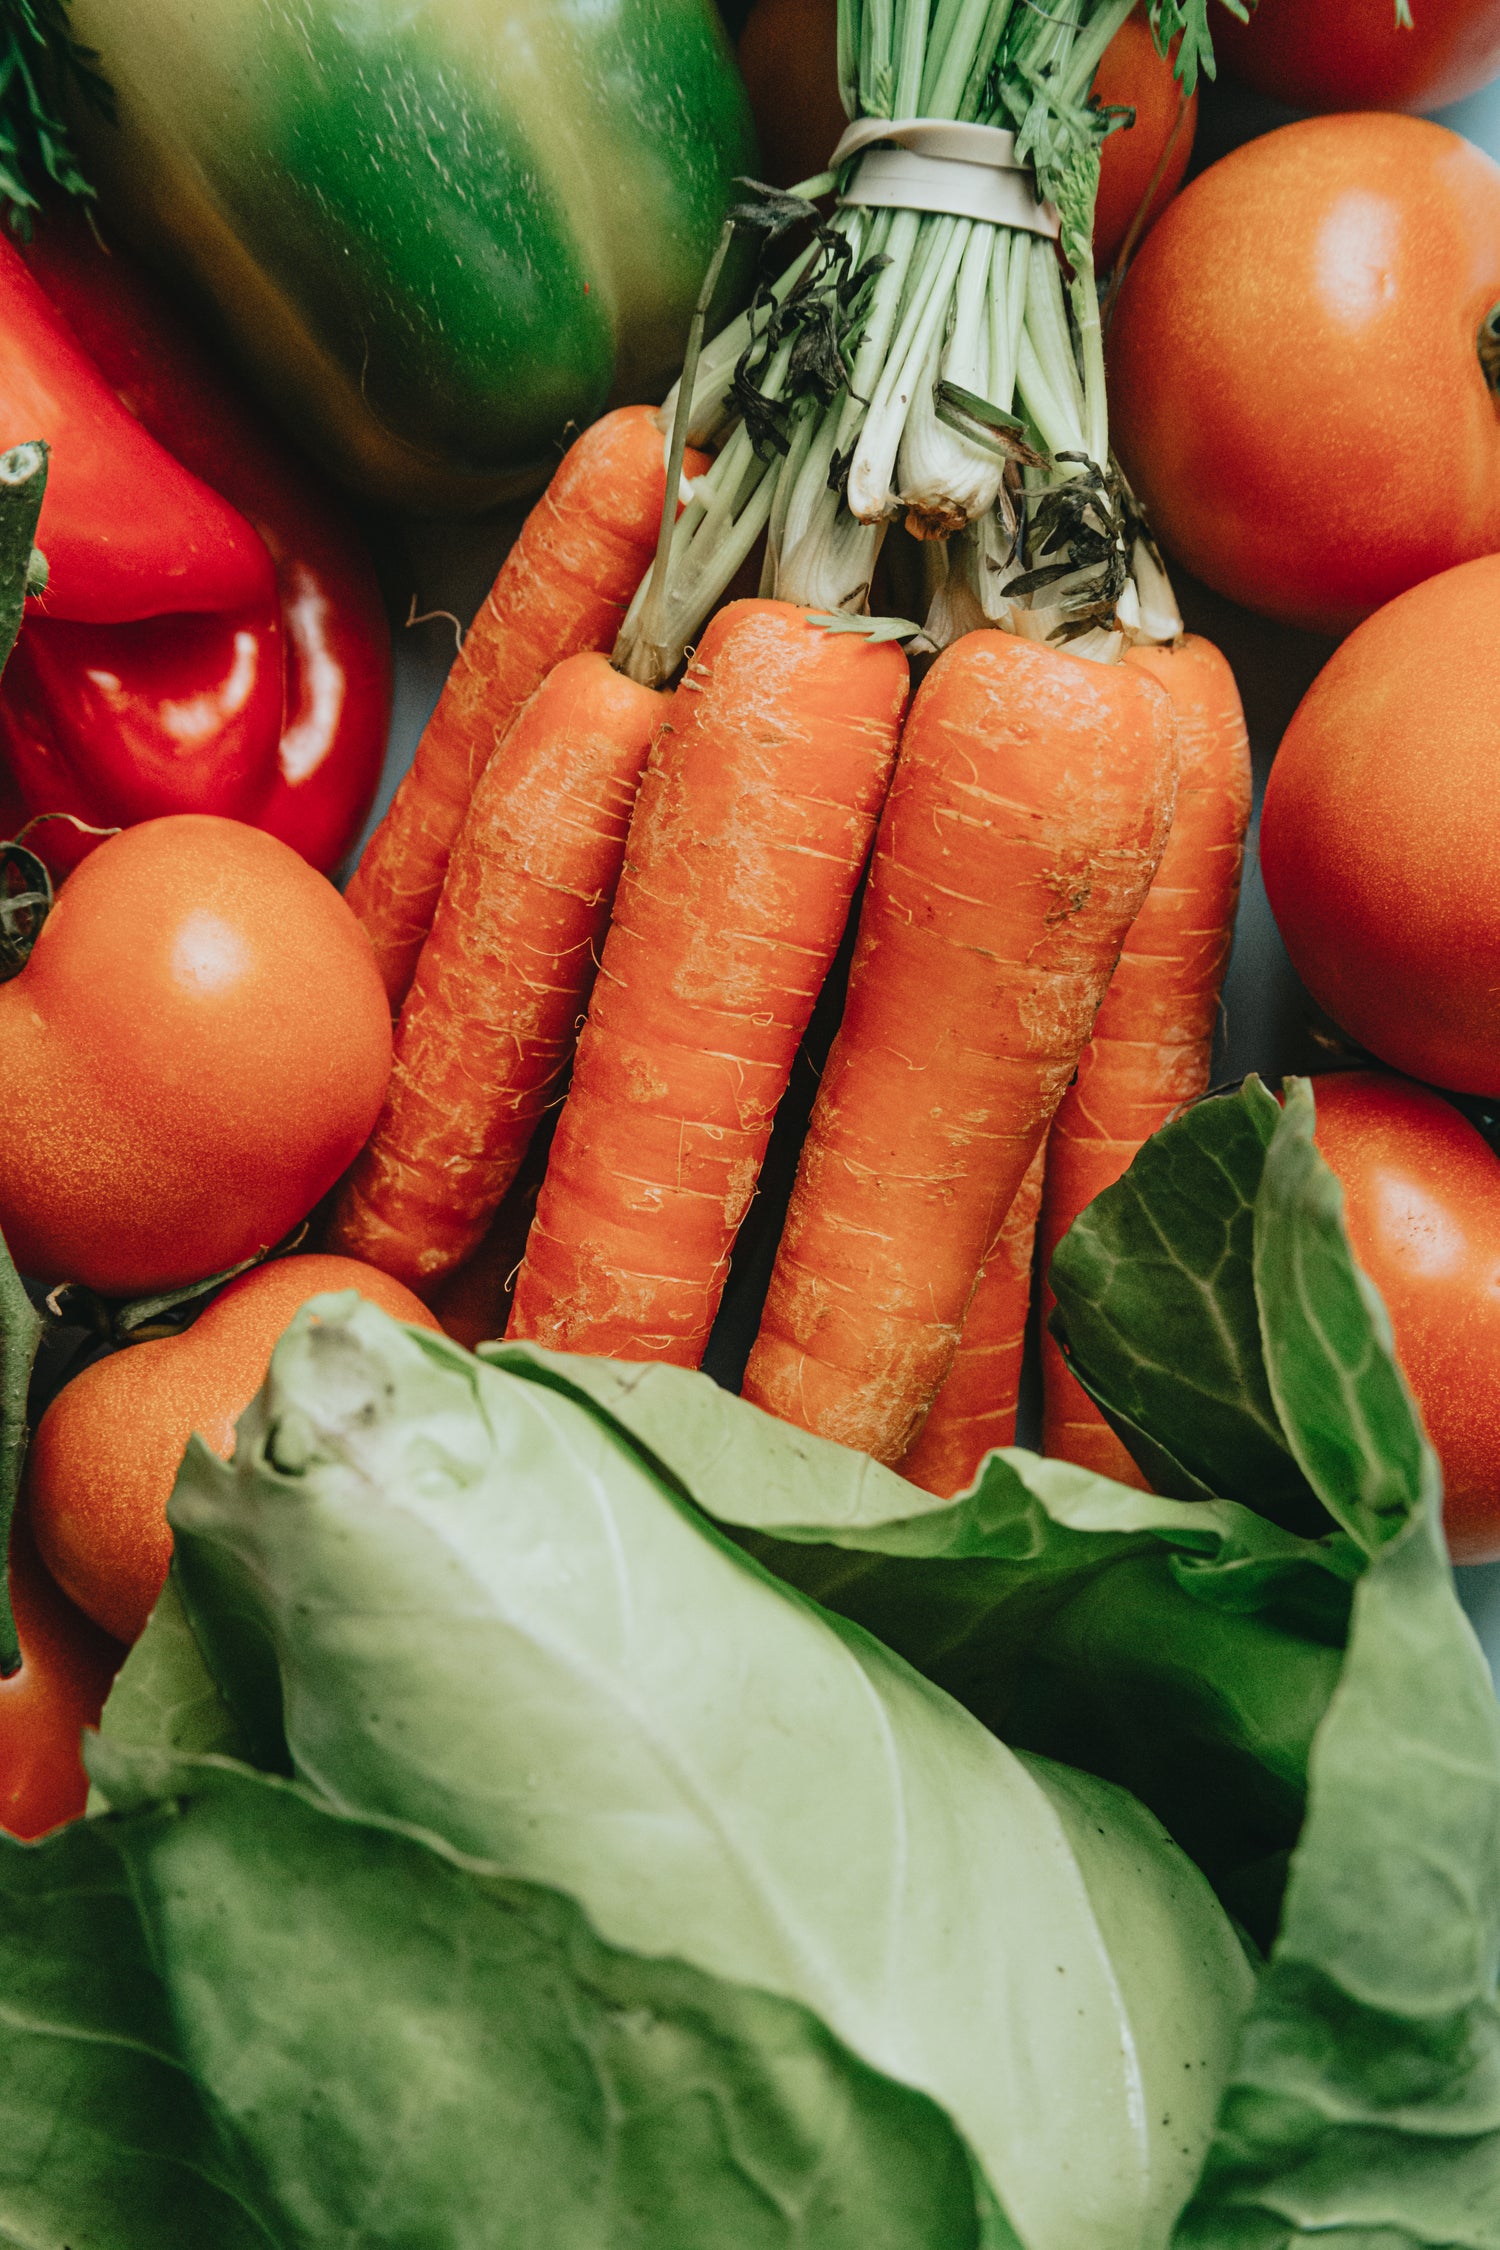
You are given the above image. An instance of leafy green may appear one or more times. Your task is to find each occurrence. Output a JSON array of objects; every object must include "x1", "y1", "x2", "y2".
[
  {"x1": 0, "y1": 0, "x2": 108, "y2": 226},
  {"x1": 14, "y1": 1743, "x2": 1007, "y2": 2250},
  {"x1": 1176, "y1": 1508, "x2": 1500, "y2": 2248},
  {"x1": 167, "y1": 1298, "x2": 1255, "y2": 2250},
  {"x1": 1255, "y1": 1077, "x2": 1439, "y2": 1558},
  {"x1": 92, "y1": 1568, "x2": 248, "y2": 1783},
  {"x1": 485, "y1": 1344, "x2": 1355, "y2": 1929},
  {"x1": 1049, "y1": 1077, "x2": 1331, "y2": 1535},
  {"x1": 1173, "y1": 1084, "x2": 1500, "y2": 2247}
]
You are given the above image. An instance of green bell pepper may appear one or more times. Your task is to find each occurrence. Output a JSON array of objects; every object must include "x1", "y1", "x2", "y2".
[{"x1": 59, "y1": 0, "x2": 755, "y2": 510}]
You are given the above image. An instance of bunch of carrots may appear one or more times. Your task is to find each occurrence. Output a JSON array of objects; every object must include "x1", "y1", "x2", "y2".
[
  {"x1": 327, "y1": 0, "x2": 1252, "y2": 1501},
  {"x1": 326, "y1": 422, "x2": 1249, "y2": 1499}
]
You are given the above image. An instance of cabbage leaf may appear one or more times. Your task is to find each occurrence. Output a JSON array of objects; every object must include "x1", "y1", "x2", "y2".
[
  {"x1": 4, "y1": 1743, "x2": 1006, "y2": 2249},
  {"x1": 154, "y1": 1298, "x2": 1254, "y2": 2250}
]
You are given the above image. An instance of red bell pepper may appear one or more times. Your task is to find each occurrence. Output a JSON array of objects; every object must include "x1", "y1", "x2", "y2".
[{"x1": 0, "y1": 209, "x2": 390, "y2": 875}]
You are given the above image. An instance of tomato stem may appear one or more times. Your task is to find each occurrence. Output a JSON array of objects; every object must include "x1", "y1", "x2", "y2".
[
  {"x1": 0, "y1": 439, "x2": 47, "y2": 680},
  {"x1": 0, "y1": 1225, "x2": 43, "y2": 1677},
  {"x1": 1479, "y1": 303, "x2": 1500, "y2": 396},
  {"x1": 0, "y1": 842, "x2": 52, "y2": 981}
]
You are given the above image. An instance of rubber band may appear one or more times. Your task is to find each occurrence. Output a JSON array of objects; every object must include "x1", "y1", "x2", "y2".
[{"x1": 831, "y1": 117, "x2": 1060, "y2": 240}]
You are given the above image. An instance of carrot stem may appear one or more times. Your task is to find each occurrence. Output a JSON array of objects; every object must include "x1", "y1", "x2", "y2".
[{"x1": 628, "y1": 218, "x2": 739, "y2": 689}]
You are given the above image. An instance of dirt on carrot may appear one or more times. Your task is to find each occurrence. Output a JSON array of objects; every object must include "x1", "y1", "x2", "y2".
[
  {"x1": 896, "y1": 1139, "x2": 1046, "y2": 1497},
  {"x1": 328, "y1": 653, "x2": 663, "y2": 1292},
  {"x1": 742, "y1": 628, "x2": 1179, "y2": 1465},
  {"x1": 1039, "y1": 631, "x2": 1251, "y2": 1484},
  {"x1": 346, "y1": 407, "x2": 704, "y2": 1007},
  {"x1": 504, "y1": 599, "x2": 910, "y2": 1366}
]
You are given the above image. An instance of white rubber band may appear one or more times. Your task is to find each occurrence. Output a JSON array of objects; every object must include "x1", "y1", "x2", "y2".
[{"x1": 830, "y1": 117, "x2": 1060, "y2": 240}]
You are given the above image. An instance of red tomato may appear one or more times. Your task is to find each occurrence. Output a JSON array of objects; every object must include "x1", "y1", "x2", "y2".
[
  {"x1": 1217, "y1": 0, "x2": 1500, "y2": 114},
  {"x1": 1108, "y1": 114, "x2": 1500, "y2": 633},
  {"x1": 1312, "y1": 1071, "x2": 1500, "y2": 1564},
  {"x1": 28, "y1": 1255, "x2": 441, "y2": 1646},
  {"x1": 1, "y1": 1516, "x2": 123, "y2": 1840},
  {"x1": 1260, "y1": 553, "x2": 1500, "y2": 1096},
  {"x1": 1093, "y1": 9, "x2": 1198, "y2": 271},
  {"x1": 0, "y1": 816, "x2": 392, "y2": 1296}
]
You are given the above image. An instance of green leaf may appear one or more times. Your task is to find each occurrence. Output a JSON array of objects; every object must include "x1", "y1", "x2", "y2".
[
  {"x1": 1254, "y1": 1077, "x2": 1441, "y2": 1559},
  {"x1": 92, "y1": 1567, "x2": 250, "y2": 1784},
  {"x1": 805, "y1": 610, "x2": 922, "y2": 641},
  {"x1": 0, "y1": 1212, "x2": 42, "y2": 1675},
  {"x1": 1048, "y1": 1077, "x2": 1331, "y2": 1538},
  {"x1": 485, "y1": 1345, "x2": 1354, "y2": 1933},
  {"x1": 1173, "y1": 1507, "x2": 1500, "y2": 2247},
  {"x1": 17, "y1": 1746, "x2": 1008, "y2": 2250},
  {"x1": 1173, "y1": 1067, "x2": 1500, "y2": 2244},
  {"x1": 168, "y1": 1299, "x2": 1255, "y2": 2250},
  {"x1": 0, "y1": 0, "x2": 109, "y2": 226}
]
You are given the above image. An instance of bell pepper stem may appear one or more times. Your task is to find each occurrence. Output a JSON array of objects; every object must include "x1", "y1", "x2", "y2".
[
  {"x1": 0, "y1": 440, "x2": 47, "y2": 679},
  {"x1": 0, "y1": 1223, "x2": 42, "y2": 1677}
]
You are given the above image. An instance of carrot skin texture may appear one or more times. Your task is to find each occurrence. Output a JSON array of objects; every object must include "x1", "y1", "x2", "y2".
[
  {"x1": 742, "y1": 630, "x2": 1178, "y2": 1464},
  {"x1": 1040, "y1": 633, "x2": 1252, "y2": 1484},
  {"x1": 346, "y1": 407, "x2": 703, "y2": 1007},
  {"x1": 328, "y1": 654, "x2": 663, "y2": 1290},
  {"x1": 505, "y1": 599, "x2": 910, "y2": 1364},
  {"x1": 896, "y1": 1138, "x2": 1046, "y2": 1497}
]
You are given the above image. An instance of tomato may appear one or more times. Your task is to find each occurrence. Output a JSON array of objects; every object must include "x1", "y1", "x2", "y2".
[
  {"x1": 27, "y1": 1255, "x2": 439, "y2": 1646},
  {"x1": 0, "y1": 815, "x2": 392, "y2": 1296},
  {"x1": 1092, "y1": 8, "x2": 1197, "y2": 272},
  {"x1": 1260, "y1": 553, "x2": 1500, "y2": 1096},
  {"x1": 1, "y1": 1515, "x2": 123, "y2": 1839},
  {"x1": 1108, "y1": 114, "x2": 1500, "y2": 633},
  {"x1": 1216, "y1": 0, "x2": 1500, "y2": 115},
  {"x1": 1311, "y1": 1071, "x2": 1500, "y2": 1564}
]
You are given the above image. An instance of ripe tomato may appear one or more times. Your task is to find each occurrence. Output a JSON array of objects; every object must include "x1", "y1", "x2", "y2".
[
  {"x1": 1216, "y1": 0, "x2": 1500, "y2": 115},
  {"x1": 1092, "y1": 9, "x2": 1197, "y2": 272},
  {"x1": 1, "y1": 1515, "x2": 123, "y2": 1839},
  {"x1": 28, "y1": 1254, "x2": 441, "y2": 1646},
  {"x1": 0, "y1": 815, "x2": 392, "y2": 1296},
  {"x1": 1108, "y1": 114, "x2": 1500, "y2": 633},
  {"x1": 1260, "y1": 553, "x2": 1500, "y2": 1096},
  {"x1": 1312, "y1": 1071, "x2": 1500, "y2": 1564}
]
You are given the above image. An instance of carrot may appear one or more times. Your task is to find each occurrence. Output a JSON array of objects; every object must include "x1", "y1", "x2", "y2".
[
  {"x1": 1039, "y1": 632, "x2": 1252, "y2": 1484},
  {"x1": 346, "y1": 406, "x2": 703, "y2": 1007},
  {"x1": 426, "y1": 1118, "x2": 556, "y2": 1350},
  {"x1": 505, "y1": 599, "x2": 910, "y2": 1365},
  {"x1": 895, "y1": 1140, "x2": 1046, "y2": 1497},
  {"x1": 741, "y1": 629, "x2": 1178, "y2": 1464},
  {"x1": 328, "y1": 653, "x2": 663, "y2": 1291}
]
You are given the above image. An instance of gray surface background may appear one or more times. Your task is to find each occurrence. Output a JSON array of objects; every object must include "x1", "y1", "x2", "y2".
[{"x1": 350, "y1": 67, "x2": 1500, "y2": 1671}]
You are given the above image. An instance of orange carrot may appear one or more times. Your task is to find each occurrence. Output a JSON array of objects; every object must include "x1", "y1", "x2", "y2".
[
  {"x1": 1039, "y1": 632, "x2": 1251, "y2": 1484},
  {"x1": 346, "y1": 407, "x2": 703, "y2": 1007},
  {"x1": 328, "y1": 653, "x2": 663, "y2": 1291},
  {"x1": 427, "y1": 1120, "x2": 555, "y2": 1350},
  {"x1": 505, "y1": 599, "x2": 909, "y2": 1364},
  {"x1": 741, "y1": 629, "x2": 1178, "y2": 1464},
  {"x1": 896, "y1": 1140, "x2": 1046, "y2": 1497}
]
